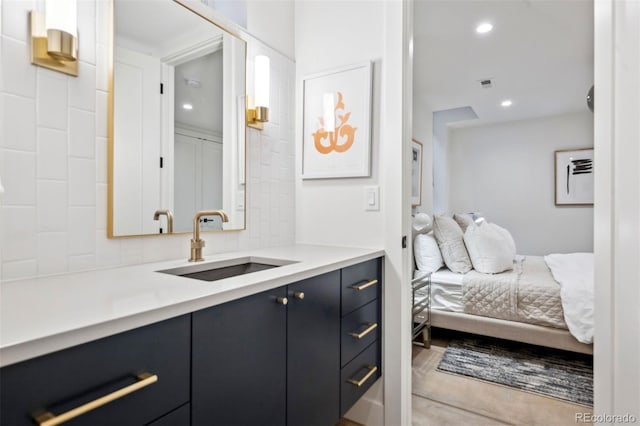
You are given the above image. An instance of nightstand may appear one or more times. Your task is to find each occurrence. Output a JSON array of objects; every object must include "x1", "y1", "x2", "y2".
[{"x1": 412, "y1": 272, "x2": 431, "y2": 348}]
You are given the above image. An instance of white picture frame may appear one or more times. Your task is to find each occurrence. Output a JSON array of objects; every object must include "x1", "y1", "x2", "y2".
[
  {"x1": 411, "y1": 139, "x2": 423, "y2": 206},
  {"x1": 302, "y1": 62, "x2": 372, "y2": 179},
  {"x1": 554, "y1": 147, "x2": 594, "y2": 206}
]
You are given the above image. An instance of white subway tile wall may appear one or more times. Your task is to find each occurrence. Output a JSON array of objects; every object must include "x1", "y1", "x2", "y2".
[{"x1": 0, "y1": 0, "x2": 295, "y2": 281}]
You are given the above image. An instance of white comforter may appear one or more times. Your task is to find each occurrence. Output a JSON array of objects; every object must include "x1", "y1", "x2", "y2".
[{"x1": 544, "y1": 253, "x2": 594, "y2": 344}]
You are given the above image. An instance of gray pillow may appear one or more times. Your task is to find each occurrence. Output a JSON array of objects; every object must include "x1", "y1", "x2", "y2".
[
  {"x1": 453, "y1": 213, "x2": 475, "y2": 233},
  {"x1": 433, "y1": 215, "x2": 472, "y2": 273}
]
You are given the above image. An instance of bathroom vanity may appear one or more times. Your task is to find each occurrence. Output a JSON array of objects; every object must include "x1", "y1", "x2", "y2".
[{"x1": 0, "y1": 245, "x2": 383, "y2": 426}]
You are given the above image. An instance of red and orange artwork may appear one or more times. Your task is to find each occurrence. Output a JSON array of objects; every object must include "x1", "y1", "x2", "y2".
[{"x1": 312, "y1": 92, "x2": 357, "y2": 154}]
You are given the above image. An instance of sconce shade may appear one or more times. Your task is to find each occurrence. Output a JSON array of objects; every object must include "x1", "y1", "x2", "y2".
[
  {"x1": 247, "y1": 55, "x2": 270, "y2": 130},
  {"x1": 254, "y1": 55, "x2": 270, "y2": 108},
  {"x1": 30, "y1": 0, "x2": 78, "y2": 76}
]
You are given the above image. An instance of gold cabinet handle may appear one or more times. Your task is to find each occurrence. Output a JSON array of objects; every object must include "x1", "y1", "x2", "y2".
[
  {"x1": 349, "y1": 322, "x2": 378, "y2": 339},
  {"x1": 293, "y1": 292, "x2": 305, "y2": 300},
  {"x1": 33, "y1": 372, "x2": 158, "y2": 426},
  {"x1": 276, "y1": 297, "x2": 288, "y2": 305},
  {"x1": 347, "y1": 365, "x2": 378, "y2": 387},
  {"x1": 351, "y1": 279, "x2": 378, "y2": 291}
]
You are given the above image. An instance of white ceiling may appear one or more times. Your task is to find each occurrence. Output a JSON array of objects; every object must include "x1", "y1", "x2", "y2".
[{"x1": 413, "y1": 0, "x2": 594, "y2": 127}]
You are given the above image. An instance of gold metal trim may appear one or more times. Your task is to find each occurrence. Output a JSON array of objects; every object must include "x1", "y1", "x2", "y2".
[
  {"x1": 246, "y1": 98, "x2": 266, "y2": 130},
  {"x1": 349, "y1": 322, "x2": 378, "y2": 339},
  {"x1": 352, "y1": 279, "x2": 378, "y2": 291},
  {"x1": 29, "y1": 11, "x2": 78, "y2": 77},
  {"x1": 347, "y1": 366, "x2": 378, "y2": 387},
  {"x1": 33, "y1": 372, "x2": 158, "y2": 426}
]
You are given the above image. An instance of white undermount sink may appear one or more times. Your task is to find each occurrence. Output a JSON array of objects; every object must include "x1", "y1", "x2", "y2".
[{"x1": 157, "y1": 257, "x2": 297, "y2": 282}]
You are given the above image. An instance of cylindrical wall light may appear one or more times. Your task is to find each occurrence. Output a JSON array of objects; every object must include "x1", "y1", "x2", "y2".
[
  {"x1": 30, "y1": 0, "x2": 79, "y2": 76},
  {"x1": 45, "y1": 0, "x2": 78, "y2": 61},
  {"x1": 247, "y1": 55, "x2": 270, "y2": 130}
]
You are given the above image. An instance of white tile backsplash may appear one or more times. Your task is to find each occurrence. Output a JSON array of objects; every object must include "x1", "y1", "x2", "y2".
[
  {"x1": 1, "y1": 36, "x2": 35, "y2": 98},
  {"x1": 37, "y1": 232, "x2": 68, "y2": 275},
  {"x1": 37, "y1": 180, "x2": 68, "y2": 232},
  {"x1": 0, "y1": 0, "x2": 296, "y2": 281},
  {"x1": 37, "y1": 70, "x2": 68, "y2": 130},
  {"x1": 68, "y1": 158, "x2": 96, "y2": 206},
  {"x1": 2, "y1": 150, "x2": 36, "y2": 206},
  {"x1": 69, "y1": 62, "x2": 96, "y2": 111},
  {"x1": 1, "y1": 0, "x2": 35, "y2": 42},
  {"x1": 69, "y1": 109, "x2": 96, "y2": 158},
  {"x1": 2, "y1": 206, "x2": 37, "y2": 262},
  {"x1": 37, "y1": 128, "x2": 67, "y2": 179},
  {"x1": 68, "y1": 207, "x2": 96, "y2": 255},
  {"x1": 2, "y1": 93, "x2": 36, "y2": 150}
]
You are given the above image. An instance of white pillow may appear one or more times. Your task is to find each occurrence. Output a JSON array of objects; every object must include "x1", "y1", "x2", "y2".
[
  {"x1": 463, "y1": 223, "x2": 515, "y2": 274},
  {"x1": 433, "y1": 215, "x2": 472, "y2": 273},
  {"x1": 453, "y1": 213, "x2": 474, "y2": 232},
  {"x1": 491, "y1": 223, "x2": 516, "y2": 258},
  {"x1": 414, "y1": 233, "x2": 444, "y2": 272},
  {"x1": 412, "y1": 213, "x2": 433, "y2": 236}
]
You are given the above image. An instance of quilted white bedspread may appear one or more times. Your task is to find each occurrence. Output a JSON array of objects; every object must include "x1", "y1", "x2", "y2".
[{"x1": 463, "y1": 256, "x2": 567, "y2": 329}]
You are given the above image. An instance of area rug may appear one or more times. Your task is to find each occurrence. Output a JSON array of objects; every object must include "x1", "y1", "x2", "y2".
[{"x1": 437, "y1": 337, "x2": 593, "y2": 406}]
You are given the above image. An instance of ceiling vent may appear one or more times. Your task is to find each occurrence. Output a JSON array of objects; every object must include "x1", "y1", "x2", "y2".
[{"x1": 479, "y1": 79, "x2": 493, "y2": 88}]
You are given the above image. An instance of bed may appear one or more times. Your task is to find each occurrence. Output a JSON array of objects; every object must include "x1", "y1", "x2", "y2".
[
  {"x1": 411, "y1": 213, "x2": 594, "y2": 354},
  {"x1": 413, "y1": 254, "x2": 594, "y2": 354}
]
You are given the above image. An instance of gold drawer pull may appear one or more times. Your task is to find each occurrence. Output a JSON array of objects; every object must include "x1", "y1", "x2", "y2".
[
  {"x1": 347, "y1": 365, "x2": 378, "y2": 387},
  {"x1": 352, "y1": 279, "x2": 378, "y2": 291},
  {"x1": 33, "y1": 372, "x2": 158, "y2": 426},
  {"x1": 349, "y1": 322, "x2": 378, "y2": 339},
  {"x1": 276, "y1": 297, "x2": 289, "y2": 305}
]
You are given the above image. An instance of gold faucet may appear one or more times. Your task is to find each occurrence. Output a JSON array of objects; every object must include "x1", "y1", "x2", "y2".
[
  {"x1": 189, "y1": 210, "x2": 229, "y2": 262},
  {"x1": 153, "y1": 209, "x2": 174, "y2": 234}
]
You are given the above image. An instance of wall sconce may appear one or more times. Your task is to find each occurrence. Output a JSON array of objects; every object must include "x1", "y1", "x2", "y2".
[
  {"x1": 247, "y1": 55, "x2": 270, "y2": 130},
  {"x1": 29, "y1": 0, "x2": 78, "y2": 77}
]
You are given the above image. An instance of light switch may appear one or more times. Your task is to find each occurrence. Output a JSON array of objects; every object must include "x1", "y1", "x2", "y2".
[{"x1": 365, "y1": 186, "x2": 379, "y2": 211}]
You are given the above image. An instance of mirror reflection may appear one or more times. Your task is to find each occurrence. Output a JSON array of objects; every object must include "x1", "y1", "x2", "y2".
[{"x1": 109, "y1": 0, "x2": 246, "y2": 237}]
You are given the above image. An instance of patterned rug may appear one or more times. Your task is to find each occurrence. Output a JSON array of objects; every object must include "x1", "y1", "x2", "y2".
[{"x1": 437, "y1": 337, "x2": 593, "y2": 406}]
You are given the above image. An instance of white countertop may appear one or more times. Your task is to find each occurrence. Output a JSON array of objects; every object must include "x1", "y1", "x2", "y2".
[{"x1": 0, "y1": 244, "x2": 384, "y2": 367}]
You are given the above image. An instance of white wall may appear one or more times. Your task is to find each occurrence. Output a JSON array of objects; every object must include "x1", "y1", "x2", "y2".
[
  {"x1": 295, "y1": 1, "x2": 411, "y2": 425},
  {"x1": 0, "y1": 0, "x2": 295, "y2": 280},
  {"x1": 448, "y1": 111, "x2": 594, "y2": 255},
  {"x1": 411, "y1": 99, "x2": 433, "y2": 214},
  {"x1": 594, "y1": 0, "x2": 640, "y2": 418},
  {"x1": 294, "y1": 1, "x2": 385, "y2": 248}
]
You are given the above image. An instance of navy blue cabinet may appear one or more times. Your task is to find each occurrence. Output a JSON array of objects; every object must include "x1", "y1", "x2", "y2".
[
  {"x1": 0, "y1": 315, "x2": 190, "y2": 426},
  {"x1": 191, "y1": 286, "x2": 288, "y2": 426},
  {"x1": 0, "y1": 257, "x2": 382, "y2": 426},
  {"x1": 287, "y1": 271, "x2": 341, "y2": 426}
]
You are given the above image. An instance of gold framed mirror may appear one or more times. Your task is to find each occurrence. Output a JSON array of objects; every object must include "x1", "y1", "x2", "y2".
[{"x1": 108, "y1": 0, "x2": 247, "y2": 237}]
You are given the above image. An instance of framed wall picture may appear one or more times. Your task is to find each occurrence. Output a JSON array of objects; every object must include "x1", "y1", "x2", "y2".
[
  {"x1": 302, "y1": 62, "x2": 372, "y2": 179},
  {"x1": 554, "y1": 147, "x2": 594, "y2": 206},
  {"x1": 411, "y1": 139, "x2": 423, "y2": 206}
]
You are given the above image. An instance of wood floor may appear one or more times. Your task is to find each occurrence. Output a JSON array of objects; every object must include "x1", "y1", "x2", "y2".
[{"x1": 340, "y1": 330, "x2": 592, "y2": 425}]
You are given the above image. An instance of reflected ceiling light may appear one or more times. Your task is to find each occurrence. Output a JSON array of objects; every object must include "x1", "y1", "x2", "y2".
[
  {"x1": 183, "y1": 103, "x2": 193, "y2": 110},
  {"x1": 247, "y1": 55, "x2": 270, "y2": 130},
  {"x1": 501, "y1": 99, "x2": 513, "y2": 107},
  {"x1": 476, "y1": 22, "x2": 493, "y2": 34},
  {"x1": 30, "y1": 0, "x2": 79, "y2": 76}
]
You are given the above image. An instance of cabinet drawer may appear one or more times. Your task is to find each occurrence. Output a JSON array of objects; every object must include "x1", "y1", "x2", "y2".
[
  {"x1": 341, "y1": 300, "x2": 379, "y2": 367},
  {"x1": 0, "y1": 315, "x2": 190, "y2": 426},
  {"x1": 340, "y1": 342, "x2": 381, "y2": 416},
  {"x1": 147, "y1": 403, "x2": 190, "y2": 426},
  {"x1": 341, "y1": 258, "x2": 381, "y2": 315}
]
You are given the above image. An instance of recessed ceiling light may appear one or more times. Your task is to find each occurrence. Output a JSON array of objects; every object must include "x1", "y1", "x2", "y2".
[
  {"x1": 182, "y1": 103, "x2": 193, "y2": 110},
  {"x1": 476, "y1": 23, "x2": 493, "y2": 34},
  {"x1": 501, "y1": 100, "x2": 513, "y2": 107}
]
